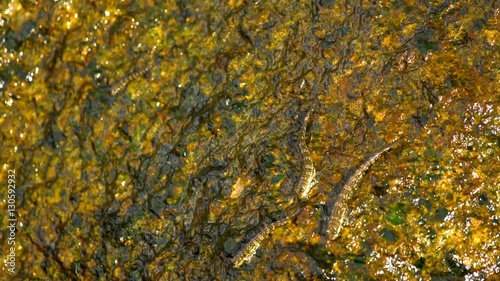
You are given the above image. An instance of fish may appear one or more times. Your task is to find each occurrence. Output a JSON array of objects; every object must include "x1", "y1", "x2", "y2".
[
  {"x1": 231, "y1": 106, "x2": 317, "y2": 268},
  {"x1": 297, "y1": 108, "x2": 317, "y2": 200},
  {"x1": 231, "y1": 217, "x2": 290, "y2": 268},
  {"x1": 110, "y1": 67, "x2": 150, "y2": 96},
  {"x1": 326, "y1": 141, "x2": 401, "y2": 240}
]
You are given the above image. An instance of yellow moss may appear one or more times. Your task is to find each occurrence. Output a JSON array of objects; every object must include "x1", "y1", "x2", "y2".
[
  {"x1": 483, "y1": 30, "x2": 497, "y2": 45},
  {"x1": 382, "y1": 35, "x2": 396, "y2": 49},
  {"x1": 171, "y1": 185, "x2": 183, "y2": 197},
  {"x1": 230, "y1": 176, "x2": 246, "y2": 198}
]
